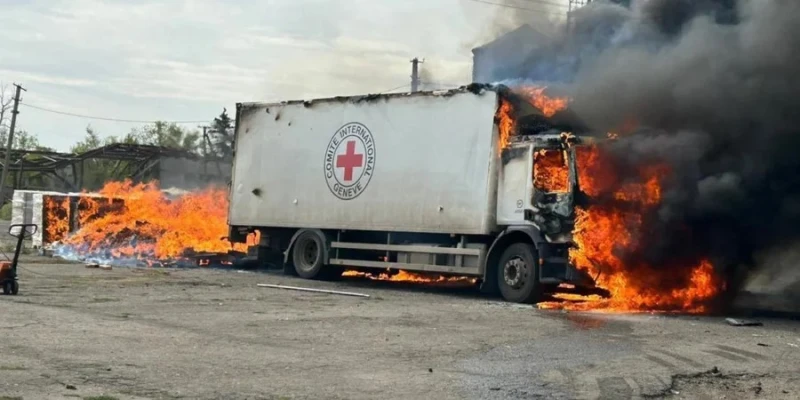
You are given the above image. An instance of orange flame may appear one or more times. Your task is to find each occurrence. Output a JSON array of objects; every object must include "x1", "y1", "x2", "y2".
[
  {"x1": 539, "y1": 145, "x2": 721, "y2": 313},
  {"x1": 515, "y1": 86, "x2": 569, "y2": 117},
  {"x1": 494, "y1": 86, "x2": 569, "y2": 154},
  {"x1": 43, "y1": 196, "x2": 70, "y2": 243},
  {"x1": 77, "y1": 196, "x2": 100, "y2": 227},
  {"x1": 57, "y1": 180, "x2": 257, "y2": 261},
  {"x1": 496, "y1": 99, "x2": 514, "y2": 154},
  {"x1": 342, "y1": 269, "x2": 477, "y2": 284},
  {"x1": 533, "y1": 149, "x2": 569, "y2": 193}
]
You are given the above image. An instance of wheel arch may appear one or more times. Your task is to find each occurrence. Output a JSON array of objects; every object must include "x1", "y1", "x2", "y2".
[
  {"x1": 283, "y1": 228, "x2": 332, "y2": 266},
  {"x1": 481, "y1": 226, "x2": 544, "y2": 294}
]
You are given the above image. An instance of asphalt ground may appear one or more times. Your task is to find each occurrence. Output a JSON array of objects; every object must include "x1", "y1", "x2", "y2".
[{"x1": 0, "y1": 259, "x2": 798, "y2": 400}]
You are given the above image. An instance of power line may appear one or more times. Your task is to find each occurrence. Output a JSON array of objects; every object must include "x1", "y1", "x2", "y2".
[
  {"x1": 518, "y1": 0, "x2": 571, "y2": 9},
  {"x1": 420, "y1": 81, "x2": 463, "y2": 88},
  {"x1": 465, "y1": 0, "x2": 568, "y2": 16},
  {"x1": 378, "y1": 84, "x2": 410, "y2": 94},
  {"x1": 19, "y1": 102, "x2": 208, "y2": 124}
]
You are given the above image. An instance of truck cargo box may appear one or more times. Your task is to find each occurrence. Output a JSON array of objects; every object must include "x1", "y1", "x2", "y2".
[{"x1": 229, "y1": 88, "x2": 501, "y2": 235}]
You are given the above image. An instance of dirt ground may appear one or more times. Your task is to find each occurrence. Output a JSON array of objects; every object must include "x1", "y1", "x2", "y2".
[{"x1": 0, "y1": 258, "x2": 799, "y2": 400}]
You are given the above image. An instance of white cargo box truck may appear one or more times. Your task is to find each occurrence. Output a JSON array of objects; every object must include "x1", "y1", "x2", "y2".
[{"x1": 228, "y1": 84, "x2": 603, "y2": 303}]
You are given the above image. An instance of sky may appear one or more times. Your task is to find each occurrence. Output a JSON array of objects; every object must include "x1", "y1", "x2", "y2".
[{"x1": 0, "y1": 0, "x2": 569, "y2": 151}]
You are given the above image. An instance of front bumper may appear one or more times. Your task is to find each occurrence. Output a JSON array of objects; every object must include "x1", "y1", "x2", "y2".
[{"x1": 538, "y1": 243, "x2": 610, "y2": 298}]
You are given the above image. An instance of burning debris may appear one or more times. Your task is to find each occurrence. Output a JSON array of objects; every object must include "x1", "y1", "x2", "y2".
[
  {"x1": 342, "y1": 270, "x2": 477, "y2": 285},
  {"x1": 41, "y1": 180, "x2": 257, "y2": 267}
]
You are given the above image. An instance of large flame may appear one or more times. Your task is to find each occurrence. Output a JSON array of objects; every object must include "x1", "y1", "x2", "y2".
[
  {"x1": 52, "y1": 180, "x2": 253, "y2": 262},
  {"x1": 495, "y1": 86, "x2": 569, "y2": 154},
  {"x1": 539, "y1": 145, "x2": 722, "y2": 313},
  {"x1": 496, "y1": 86, "x2": 721, "y2": 313},
  {"x1": 43, "y1": 196, "x2": 70, "y2": 243},
  {"x1": 533, "y1": 149, "x2": 569, "y2": 193},
  {"x1": 496, "y1": 100, "x2": 514, "y2": 154},
  {"x1": 515, "y1": 86, "x2": 569, "y2": 118}
]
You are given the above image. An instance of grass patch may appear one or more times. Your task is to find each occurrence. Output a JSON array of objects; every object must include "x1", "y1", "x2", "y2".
[
  {"x1": 0, "y1": 202, "x2": 11, "y2": 220},
  {"x1": 0, "y1": 396, "x2": 24, "y2": 400},
  {"x1": 0, "y1": 365, "x2": 27, "y2": 371}
]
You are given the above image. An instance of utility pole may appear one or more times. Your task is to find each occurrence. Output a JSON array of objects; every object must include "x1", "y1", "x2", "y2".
[
  {"x1": 410, "y1": 57, "x2": 424, "y2": 92},
  {"x1": 567, "y1": 0, "x2": 588, "y2": 32},
  {"x1": 0, "y1": 83, "x2": 25, "y2": 206},
  {"x1": 201, "y1": 126, "x2": 223, "y2": 177},
  {"x1": 199, "y1": 125, "x2": 209, "y2": 178}
]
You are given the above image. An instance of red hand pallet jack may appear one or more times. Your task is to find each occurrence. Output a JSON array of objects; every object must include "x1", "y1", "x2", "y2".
[{"x1": 0, "y1": 224, "x2": 38, "y2": 295}]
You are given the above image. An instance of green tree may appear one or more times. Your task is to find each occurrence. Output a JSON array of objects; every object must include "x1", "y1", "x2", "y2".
[
  {"x1": 136, "y1": 121, "x2": 200, "y2": 153},
  {"x1": 0, "y1": 129, "x2": 51, "y2": 151},
  {"x1": 70, "y1": 125, "x2": 103, "y2": 154},
  {"x1": 210, "y1": 108, "x2": 234, "y2": 159}
]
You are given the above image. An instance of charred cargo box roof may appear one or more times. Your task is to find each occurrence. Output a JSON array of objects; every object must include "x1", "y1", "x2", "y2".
[{"x1": 237, "y1": 83, "x2": 588, "y2": 136}]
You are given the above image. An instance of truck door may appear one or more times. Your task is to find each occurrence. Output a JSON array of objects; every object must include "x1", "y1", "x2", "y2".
[{"x1": 497, "y1": 144, "x2": 533, "y2": 225}]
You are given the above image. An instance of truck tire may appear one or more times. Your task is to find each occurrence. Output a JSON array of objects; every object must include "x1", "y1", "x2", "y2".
[
  {"x1": 497, "y1": 243, "x2": 541, "y2": 304},
  {"x1": 291, "y1": 230, "x2": 327, "y2": 279}
]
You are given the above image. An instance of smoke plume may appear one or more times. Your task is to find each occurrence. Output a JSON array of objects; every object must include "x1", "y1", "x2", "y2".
[{"x1": 486, "y1": 0, "x2": 800, "y2": 307}]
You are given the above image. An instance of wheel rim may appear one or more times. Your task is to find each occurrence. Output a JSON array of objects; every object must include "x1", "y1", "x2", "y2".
[
  {"x1": 299, "y1": 239, "x2": 320, "y2": 268},
  {"x1": 503, "y1": 256, "x2": 528, "y2": 289}
]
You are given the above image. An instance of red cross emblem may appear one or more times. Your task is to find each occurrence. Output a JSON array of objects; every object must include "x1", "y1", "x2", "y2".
[
  {"x1": 324, "y1": 122, "x2": 375, "y2": 200},
  {"x1": 336, "y1": 140, "x2": 364, "y2": 182}
]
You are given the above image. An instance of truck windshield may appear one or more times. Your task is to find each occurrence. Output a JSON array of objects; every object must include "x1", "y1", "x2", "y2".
[{"x1": 533, "y1": 149, "x2": 569, "y2": 193}]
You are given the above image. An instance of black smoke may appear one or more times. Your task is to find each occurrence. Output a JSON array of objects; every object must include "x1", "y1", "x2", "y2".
[
  {"x1": 486, "y1": 0, "x2": 800, "y2": 308},
  {"x1": 489, "y1": 0, "x2": 741, "y2": 84}
]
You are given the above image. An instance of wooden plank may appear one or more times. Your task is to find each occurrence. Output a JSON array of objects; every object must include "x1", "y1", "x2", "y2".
[{"x1": 257, "y1": 283, "x2": 370, "y2": 298}]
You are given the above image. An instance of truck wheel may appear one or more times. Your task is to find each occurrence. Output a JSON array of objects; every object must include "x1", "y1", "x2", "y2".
[
  {"x1": 497, "y1": 243, "x2": 541, "y2": 304},
  {"x1": 291, "y1": 231, "x2": 327, "y2": 279}
]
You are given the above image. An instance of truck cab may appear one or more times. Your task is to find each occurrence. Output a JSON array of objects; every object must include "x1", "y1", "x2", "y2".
[{"x1": 492, "y1": 132, "x2": 598, "y2": 302}]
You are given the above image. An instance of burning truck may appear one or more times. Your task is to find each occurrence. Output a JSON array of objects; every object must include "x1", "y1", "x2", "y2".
[
  {"x1": 226, "y1": 84, "x2": 609, "y2": 303},
  {"x1": 31, "y1": 83, "x2": 720, "y2": 312}
]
